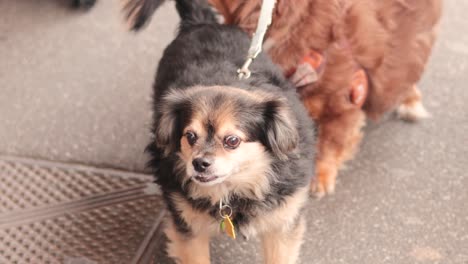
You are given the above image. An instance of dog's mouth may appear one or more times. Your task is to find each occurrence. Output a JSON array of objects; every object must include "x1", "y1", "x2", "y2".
[
  {"x1": 191, "y1": 174, "x2": 225, "y2": 185},
  {"x1": 194, "y1": 174, "x2": 218, "y2": 182}
]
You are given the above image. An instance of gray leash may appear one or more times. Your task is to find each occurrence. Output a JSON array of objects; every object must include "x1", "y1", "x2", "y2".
[{"x1": 237, "y1": 0, "x2": 276, "y2": 79}]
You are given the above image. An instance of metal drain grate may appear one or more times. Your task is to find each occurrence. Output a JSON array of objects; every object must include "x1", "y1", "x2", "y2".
[{"x1": 0, "y1": 156, "x2": 165, "y2": 264}]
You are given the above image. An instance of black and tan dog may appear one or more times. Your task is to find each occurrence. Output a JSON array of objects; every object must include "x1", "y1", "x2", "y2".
[{"x1": 124, "y1": 0, "x2": 316, "y2": 263}]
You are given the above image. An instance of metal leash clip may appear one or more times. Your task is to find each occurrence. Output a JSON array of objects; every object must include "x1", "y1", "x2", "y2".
[{"x1": 237, "y1": 0, "x2": 276, "y2": 79}]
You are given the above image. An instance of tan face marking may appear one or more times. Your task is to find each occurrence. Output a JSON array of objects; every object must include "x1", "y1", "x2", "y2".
[
  {"x1": 173, "y1": 86, "x2": 273, "y2": 203},
  {"x1": 180, "y1": 116, "x2": 253, "y2": 185}
]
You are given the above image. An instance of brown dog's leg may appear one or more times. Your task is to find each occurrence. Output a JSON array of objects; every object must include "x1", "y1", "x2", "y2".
[
  {"x1": 165, "y1": 220, "x2": 211, "y2": 264},
  {"x1": 311, "y1": 157, "x2": 338, "y2": 197},
  {"x1": 261, "y1": 216, "x2": 306, "y2": 264},
  {"x1": 310, "y1": 110, "x2": 366, "y2": 198},
  {"x1": 397, "y1": 85, "x2": 430, "y2": 122}
]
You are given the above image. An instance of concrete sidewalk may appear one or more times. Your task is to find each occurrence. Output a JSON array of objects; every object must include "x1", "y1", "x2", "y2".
[{"x1": 0, "y1": 0, "x2": 467, "y2": 263}]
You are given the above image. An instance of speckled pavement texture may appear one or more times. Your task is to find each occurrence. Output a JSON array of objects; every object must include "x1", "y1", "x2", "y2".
[{"x1": 0, "y1": 0, "x2": 467, "y2": 264}]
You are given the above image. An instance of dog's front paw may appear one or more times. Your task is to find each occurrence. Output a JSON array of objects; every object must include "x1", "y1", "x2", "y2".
[
  {"x1": 396, "y1": 100, "x2": 430, "y2": 122},
  {"x1": 310, "y1": 163, "x2": 337, "y2": 199}
]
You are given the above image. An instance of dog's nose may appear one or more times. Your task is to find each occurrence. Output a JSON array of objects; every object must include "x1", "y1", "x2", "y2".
[{"x1": 192, "y1": 158, "x2": 212, "y2": 173}]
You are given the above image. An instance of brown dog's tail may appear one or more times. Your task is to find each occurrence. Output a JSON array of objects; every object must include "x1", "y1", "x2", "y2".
[{"x1": 123, "y1": 0, "x2": 217, "y2": 31}]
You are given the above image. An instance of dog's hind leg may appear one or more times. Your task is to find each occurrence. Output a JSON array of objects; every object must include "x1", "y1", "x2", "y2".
[
  {"x1": 396, "y1": 85, "x2": 430, "y2": 122},
  {"x1": 260, "y1": 216, "x2": 306, "y2": 264},
  {"x1": 165, "y1": 220, "x2": 211, "y2": 264}
]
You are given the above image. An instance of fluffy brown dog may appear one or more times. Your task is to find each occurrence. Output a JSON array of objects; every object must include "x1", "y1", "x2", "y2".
[{"x1": 209, "y1": 0, "x2": 442, "y2": 197}]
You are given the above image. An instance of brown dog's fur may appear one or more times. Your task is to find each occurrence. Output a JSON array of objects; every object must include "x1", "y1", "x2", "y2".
[{"x1": 209, "y1": 0, "x2": 442, "y2": 196}]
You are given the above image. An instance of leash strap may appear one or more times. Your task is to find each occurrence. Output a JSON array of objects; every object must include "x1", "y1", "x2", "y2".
[{"x1": 237, "y1": 0, "x2": 276, "y2": 79}]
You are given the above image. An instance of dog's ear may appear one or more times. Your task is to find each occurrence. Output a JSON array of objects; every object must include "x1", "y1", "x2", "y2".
[
  {"x1": 154, "y1": 89, "x2": 191, "y2": 156},
  {"x1": 261, "y1": 97, "x2": 299, "y2": 160}
]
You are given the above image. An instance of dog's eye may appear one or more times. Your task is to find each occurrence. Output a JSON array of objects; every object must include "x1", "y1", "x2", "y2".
[
  {"x1": 224, "y1": 135, "x2": 241, "y2": 149},
  {"x1": 185, "y1": 131, "x2": 198, "y2": 146}
]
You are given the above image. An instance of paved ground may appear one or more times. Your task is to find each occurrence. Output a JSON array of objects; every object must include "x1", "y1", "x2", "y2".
[{"x1": 0, "y1": 0, "x2": 467, "y2": 264}]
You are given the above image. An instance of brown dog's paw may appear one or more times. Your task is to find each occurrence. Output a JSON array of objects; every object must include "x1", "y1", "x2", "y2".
[
  {"x1": 310, "y1": 163, "x2": 337, "y2": 199},
  {"x1": 397, "y1": 100, "x2": 430, "y2": 122},
  {"x1": 397, "y1": 85, "x2": 430, "y2": 122}
]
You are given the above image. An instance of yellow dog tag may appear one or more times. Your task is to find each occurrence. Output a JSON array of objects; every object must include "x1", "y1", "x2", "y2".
[
  {"x1": 219, "y1": 200, "x2": 236, "y2": 239},
  {"x1": 220, "y1": 215, "x2": 236, "y2": 239}
]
